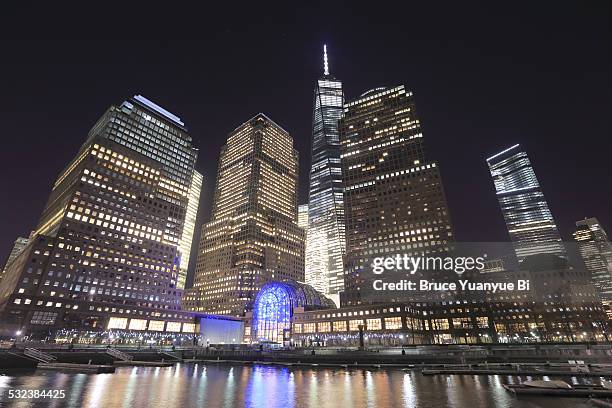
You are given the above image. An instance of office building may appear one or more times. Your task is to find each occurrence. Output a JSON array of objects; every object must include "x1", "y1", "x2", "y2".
[
  {"x1": 306, "y1": 45, "x2": 346, "y2": 302},
  {"x1": 1, "y1": 236, "x2": 30, "y2": 282},
  {"x1": 339, "y1": 86, "x2": 454, "y2": 306},
  {"x1": 0, "y1": 96, "x2": 200, "y2": 336},
  {"x1": 178, "y1": 170, "x2": 203, "y2": 288},
  {"x1": 298, "y1": 204, "x2": 309, "y2": 230},
  {"x1": 84, "y1": 95, "x2": 199, "y2": 288},
  {"x1": 574, "y1": 217, "x2": 612, "y2": 314},
  {"x1": 487, "y1": 145, "x2": 566, "y2": 262},
  {"x1": 185, "y1": 114, "x2": 304, "y2": 316}
]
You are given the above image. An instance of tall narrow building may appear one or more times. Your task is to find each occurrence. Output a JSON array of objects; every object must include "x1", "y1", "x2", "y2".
[
  {"x1": 185, "y1": 114, "x2": 304, "y2": 316},
  {"x1": 574, "y1": 218, "x2": 612, "y2": 309},
  {"x1": 0, "y1": 96, "x2": 198, "y2": 335},
  {"x1": 339, "y1": 86, "x2": 454, "y2": 306},
  {"x1": 306, "y1": 45, "x2": 346, "y2": 304},
  {"x1": 487, "y1": 145, "x2": 566, "y2": 262},
  {"x1": 178, "y1": 170, "x2": 203, "y2": 288}
]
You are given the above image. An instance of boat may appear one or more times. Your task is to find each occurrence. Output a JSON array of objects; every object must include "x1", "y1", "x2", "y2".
[{"x1": 503, "y1": 380, "x2": 612, "y2": 397}]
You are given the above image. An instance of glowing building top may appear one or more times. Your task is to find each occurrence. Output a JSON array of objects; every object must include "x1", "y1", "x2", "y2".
[
  {"x1": 487, "y1": 144, "x2": 566, "y2": 261},
  {"x1": 306, "y1": 45, "x2": 346, "y2": 303}
]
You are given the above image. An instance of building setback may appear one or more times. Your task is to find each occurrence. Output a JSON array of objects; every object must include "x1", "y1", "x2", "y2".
[
  {"x1": 339, "y1": 86, "x2": 454, "y2": 306},
  {"x1": 184, "y1": 114, "x2": 304, "y2": 316},
  {"x1": 487, "y1": 145, "x2": 566, "y2": 262},
  {"x1": 306, "y1": 45, "x2": 346, "y2": 304}
]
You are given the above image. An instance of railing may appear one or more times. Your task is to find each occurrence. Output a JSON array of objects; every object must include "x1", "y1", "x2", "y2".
[
  {"x1": 24, "y1": 348, "x2": 56, "y2": 363},
  {"x1": 106, "y1": 348, "x2": 133, "y2": 361}
]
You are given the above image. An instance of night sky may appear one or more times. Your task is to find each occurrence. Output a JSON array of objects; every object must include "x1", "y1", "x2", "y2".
[{"x1": 0, "y1": 4, "x2": 610, "y2": 285}]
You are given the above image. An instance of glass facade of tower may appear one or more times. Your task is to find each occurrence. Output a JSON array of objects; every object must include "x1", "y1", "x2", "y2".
[
  {"x1": 0, "y1": 136, "x2": 195, "y2": 335},
  {"x1": 298, "y1": 204, "x2": 309, "y2": 230},
  {"x1": 82, "y1": 95, "x2": 199, "y2": 289},
  {"x1": 306, "y1": 72, "x2": 346, "y2": 302},
  {"x1": 1, "y1": 236, "x2": 30, "y2": 281},
  {"x1": 178, "y1": 170, "x2": 203, "y2": 288},
  {"x1": 184, "y1": 114, "x2": 304, "y2": 316},
  {"x1": 574, "y1": 218, "x2": 612, "y2": 305},
  {"x1": 339, "y1": 86, "x2": 454, "y2": 306},
  {"x1": 487, "y1": 145, "x2": 566, "y2": 261}
]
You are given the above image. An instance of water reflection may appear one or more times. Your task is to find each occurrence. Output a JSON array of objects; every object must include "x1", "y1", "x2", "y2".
[{"x1": 0, "y1": 364, "x2": 598, "y2": 408}]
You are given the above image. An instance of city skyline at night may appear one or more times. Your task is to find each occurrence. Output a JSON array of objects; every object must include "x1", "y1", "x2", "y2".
[
  {"x1": 0, "y1": 6, "x2": 611, "y2": 407},
  {"x1": 1, "y1": 4, "x2": 609, "y2": 291}
]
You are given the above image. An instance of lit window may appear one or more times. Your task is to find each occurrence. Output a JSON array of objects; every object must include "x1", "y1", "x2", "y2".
[
  {"x1": 349, "y1": 319, "x2": 363, "y2": 331},
  {"x1": 107, "y1": 317, "x2": 128, "y2": 330},
  {"x1": 317, "y1": 322, "x2": 331, "y2": 333},
  {"x1": 384, "y1": 317, "x2": 402, "y2": 330},
  {"x1": 303, "y1": 323, "x2": 315, "y2": 333},
  {"x1": 366, "y1": 318, "x2": 382, "y2": 330},
  {"x1": 333, "y1": 321, "x2": 347, "y2": 332},
  {"x1": 148, "y1": 320, "x2": 165, "y2": 331},
  {"x1": 166, "y1": 322, "x2": 181, "y2": 332},
  {"x1": 128, "y1": 319, "x2": 147, "y2": 331}
]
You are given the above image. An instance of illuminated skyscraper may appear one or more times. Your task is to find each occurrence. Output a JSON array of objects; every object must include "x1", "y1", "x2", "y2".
[
  {"x1": 185, "y1": 114, "x2": 304, "y2": 316},
  {"x1": 340, "y1": 86, "x2": 454, "y2": 306},
  {"x1": 574, "y1": 218, "x2": 612, "y2": 306},
  {"x1": 178, "y1": 170, "x2": 203, "y2": 288},
  {"x1": 306, "y1": 45, "x2": 346, "y2": 303},
  {"x1": 487, "y1": 145, "x2": 566, "y2": 262},
  {"x1": 298, "y1": 204, "x2": 309, "y2": 230},
  {"x1": 0, "y1": 236, "x2": 30, "y2": 282},
  {"x1": 83, "y1": 95, "x2": 200, "y2": 288},
  {"x1": 0, "y1": 96, "x2": 199, "y2": 335}
]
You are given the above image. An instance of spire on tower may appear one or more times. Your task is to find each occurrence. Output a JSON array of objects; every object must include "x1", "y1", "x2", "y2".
[{"x1": 323, "y1": 44, "x2": 329, "y2": 75}]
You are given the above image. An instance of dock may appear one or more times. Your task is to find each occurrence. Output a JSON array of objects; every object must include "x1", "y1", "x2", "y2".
[
  {"x1": 113, "y1": 360, "x2": 175, "y2": 367},
  {"x1": 422, "y1": 367, "x2": 612, "y2": 377},
  {"x1": 37, "y1": 362, "x2": 115, "y2": 374}
]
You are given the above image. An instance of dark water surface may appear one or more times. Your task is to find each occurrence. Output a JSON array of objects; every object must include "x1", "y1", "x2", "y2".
[{"x1": 0, "y1": 363, "x2": 599, "y2": 407}]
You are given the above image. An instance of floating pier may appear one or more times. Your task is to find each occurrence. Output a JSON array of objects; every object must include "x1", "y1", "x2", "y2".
[
  {"x1": 37, "y1": 362, "x2": 115, "y2": 374},
  {"x1": 113, "y1": 360, "x2": 175, "y2": 367}
]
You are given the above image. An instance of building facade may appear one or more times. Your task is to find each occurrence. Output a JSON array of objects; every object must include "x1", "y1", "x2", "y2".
[
  {"x1": 178, "y1": 170, "x2": 203, "y2": 288},
  {"x1": 1, "y1": 236, "x2": 30, "y2": 282},
  {"x1": 185, "y1": 114, "x2": 305, "y2": 316},
  {"x1": 574, "y1": 217, "x2": 612, "y2": 315},
  {"x1": 0, "y1": 131, "x2": 197, "y2": 337},
  {"x1": 83, "y1": 95, "x2": 199, "y2": 289},
  {"x1": 339, "y1": 86, "x2": 454, "y2": 306},
  {"x1": 306, "y1": 46, "x2": 346, "y2": 303},
  {"x1": 244, "y1": 255, "x2": 607, "y2": 348},
  {"x1": 298, "y1": 204, "x2": 309, "y2": 230},
  {"x1": 487, "y1": 145, "x2": 566, "y2": 262}
]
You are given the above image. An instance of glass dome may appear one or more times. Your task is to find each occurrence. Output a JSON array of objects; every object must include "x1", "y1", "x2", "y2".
[{"x1": 252, "y1": 280, "x2": 336, "y2": 343}]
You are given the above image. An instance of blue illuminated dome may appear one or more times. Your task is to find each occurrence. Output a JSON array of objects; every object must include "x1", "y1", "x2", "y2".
[{"x1": 252, "y1": 281, "x2": 335, "y2": 343}]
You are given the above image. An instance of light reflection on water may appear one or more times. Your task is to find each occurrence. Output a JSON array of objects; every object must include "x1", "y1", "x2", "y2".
[{"x1": 0, "y1": 364, "x2": 596, "y2": 408}]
